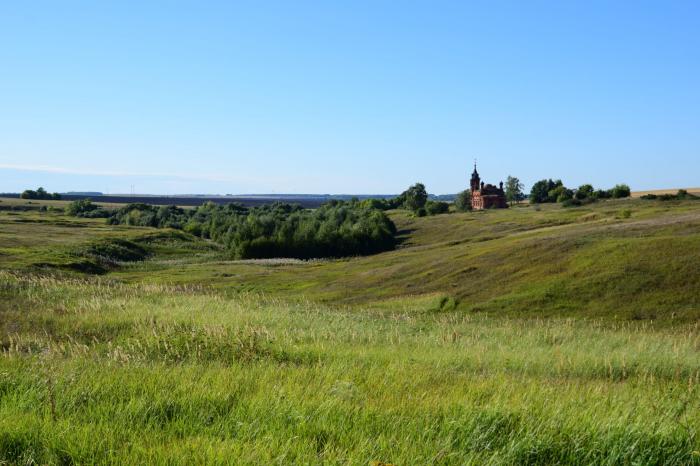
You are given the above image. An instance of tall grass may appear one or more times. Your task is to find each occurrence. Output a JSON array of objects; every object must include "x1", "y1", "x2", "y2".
[{"x1": 2, "y1": 271, "x2": 699, "y2": 464}]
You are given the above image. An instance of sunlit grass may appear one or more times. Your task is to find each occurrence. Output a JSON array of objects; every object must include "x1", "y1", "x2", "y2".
[{"x1": 2, "y1": 272, "x2": 699, "y2": 464}]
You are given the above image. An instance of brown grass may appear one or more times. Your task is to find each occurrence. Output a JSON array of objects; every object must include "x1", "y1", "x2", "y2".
[{"x1": 631, "y1": 188, "x2": 700, "y2": 198}]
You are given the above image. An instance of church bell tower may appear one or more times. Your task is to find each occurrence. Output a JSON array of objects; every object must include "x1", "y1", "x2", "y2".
[{"x1": 470, "y1": 162, "x2": 481, "y2": 192}]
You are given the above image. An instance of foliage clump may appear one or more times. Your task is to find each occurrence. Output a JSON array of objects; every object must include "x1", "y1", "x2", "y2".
[
  {"x1": 20, "y1": 187, "x2": 61, "y2": 200},
  {"x1": 66, "y1": 199, "x2": 110, "y2": 218},
  {"x1": 357, "y1": 183, "x2": 450, "y2": 217},
  {"x1": 105, "y1": 200, "x2": 397, "y2": 259},
  {"x1": 530, "y1": 180, "x2": 631, "y2": 207},
  {"x1": 425, "y1": 200, "x2": 450, "y2": 215},
  {"x1": 641, "y1": 189, "x2": 697, "y2": 201}
]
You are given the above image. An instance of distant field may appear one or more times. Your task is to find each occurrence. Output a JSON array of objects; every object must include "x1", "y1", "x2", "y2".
[
  {"x1": 0, "y1": 194, "x2": 333, "y2": 208},
  {"x1": 0, "y1": 197, "x2": 127, "y2": 210},
  {"x1": 2, "y1": 197, "x2": 700, "y2": 463},
  {"x1": 631, "y1": 187, "x2": 700, "y2": 197}
]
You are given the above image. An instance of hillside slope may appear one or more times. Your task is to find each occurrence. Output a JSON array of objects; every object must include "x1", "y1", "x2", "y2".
[
  {"x1": 2, "y1": 198, "x2": 699, "y2": 323},
  {"x1": 111, "y1": 198, "x2": 700, "y2": 322}
]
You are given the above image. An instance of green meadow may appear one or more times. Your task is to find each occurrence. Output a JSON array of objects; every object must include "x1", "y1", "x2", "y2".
[{"x1": 2, "y1": 197, "x2": 700, "y2": 464}]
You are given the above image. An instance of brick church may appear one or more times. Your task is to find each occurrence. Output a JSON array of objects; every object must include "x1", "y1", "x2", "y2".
[{"x1": 470, "y1": 163, "x2": 508, "y2": 210}]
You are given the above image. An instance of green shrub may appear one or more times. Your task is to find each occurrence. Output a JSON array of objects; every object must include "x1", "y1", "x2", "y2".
[
  {"x1": 562, "y1": 198, "x2": 583, "y2": 208},
  {"x1": 425, "y1": 201, "x2": 449, "y2": 215},
  {"x1": 641, "y1": 190, "x2": 697, "y2": 202},
  {"x1": 66, "y1": 199, "x2": 110, "y2": 218},
  {"x1": 611, "y1": 184, "x2": 631, "y2": 198}
]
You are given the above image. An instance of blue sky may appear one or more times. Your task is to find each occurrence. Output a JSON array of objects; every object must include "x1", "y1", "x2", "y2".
[{"x1": 1, "y1": 1, "x2": 698, "y2": 194}]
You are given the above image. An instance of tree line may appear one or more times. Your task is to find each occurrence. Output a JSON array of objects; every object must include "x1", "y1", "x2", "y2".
[
  {"x1": 358, "y1": 183, "x2": 450, "y2": 216},
  {"x1": 20, "y1": 187, "x2": 61, "y2": 200},
  {"x1": 529, "y1": 180, "x2": 630, "y2": 206},
  {"x1": 640, "y1": 189, "x2": 697, "y2": 201}
]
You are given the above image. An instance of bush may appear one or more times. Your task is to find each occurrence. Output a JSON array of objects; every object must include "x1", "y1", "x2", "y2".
[
  {"x1": 611, "y1": 184, "x2": 631, "y2": 198},
  {"x1": 676, "y1": 189, "x2": 695, "y2": 199},
  {"x1": 415, "y1": 207, "x2": 427, "y2": 217},
  {"x1": 66, "y1": 199, "x2": 110, "y2": 218},
  {"x1": 561, "y1": 198, "x2": 583, "y2": 208},
  {"x1": 425, "y1": 201, "x2": 449, "y2": 215},
  {"x1": 641, "y1": 190, "x2": 697, "y2": 202}
]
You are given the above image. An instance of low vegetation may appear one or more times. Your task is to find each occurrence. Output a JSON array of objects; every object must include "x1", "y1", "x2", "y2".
[
  {"x1": 1, "y1": 272, "x2": 699, "y2": 464},
  {"x1": 66, "y1": 199, "x2": 110, "y2": 218},
  {"x1": 641, "y1": 189, "x2": 698, "y2": 201}
]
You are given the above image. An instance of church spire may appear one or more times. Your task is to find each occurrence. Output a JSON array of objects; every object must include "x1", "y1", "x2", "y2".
[{"x1": 470, "y1": 159, "x2": 481, "y2": 192}]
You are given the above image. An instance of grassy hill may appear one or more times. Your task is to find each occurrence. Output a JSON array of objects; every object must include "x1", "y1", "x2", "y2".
[
  {"x1": 2, "y1": 198, "x2": 700, "y2": 463},
  {"x1": 2, "y1": 197, "x2": 700, "y2": 323}
]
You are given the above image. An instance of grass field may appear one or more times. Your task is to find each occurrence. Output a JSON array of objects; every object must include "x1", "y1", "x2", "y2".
[
  {"x1": 2, "y1": 198, "x2": 700, "y2": 464},
  {"x1": 631, "y1": 188, "x2": 700, "y2": 198}
]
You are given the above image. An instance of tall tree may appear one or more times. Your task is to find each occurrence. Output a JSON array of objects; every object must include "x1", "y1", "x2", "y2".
[
  {"x1": 402, "y1": 183, "x2": 428, "y2": 212},
  {"x1": 505, "y1": 176, "x2": 524, "y2": 205},
  {"x1": 454, "y1": 190, "x2": 472, "y2": 212}
]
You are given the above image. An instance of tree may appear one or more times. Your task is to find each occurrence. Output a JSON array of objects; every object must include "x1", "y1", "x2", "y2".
[
  {"x1": 402, "y1": 183, "x2": 428, "y2": 212},
  {"x1": 547, "y1": 185, "x2": 567, "y2": 202},
  {"x1": 530, "y1": 179, "x2": 558, "y2": 203},
  {"x1": 596, "y1": 189, "x2": 612, "y2": 199},
  {"x1": 556, "y1": 188, "x2": 574, "y2": 202},
  {"x1": 610, "y1": 184, "x2": 631, "y2": 199},
  {"x1": 504, "y1": 176, "x2": 524, "y2": 205},
  {"x1": 575, "y1": 184, "x2": 595, "y2": 200},
  {"x1": 454, "y1": 190, "x2": 472, "y2": 212}
]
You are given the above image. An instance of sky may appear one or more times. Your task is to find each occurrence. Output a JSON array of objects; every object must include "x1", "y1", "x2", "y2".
[{"x1": 1, "y1": 1, "x2": 699, "y2": 195}]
